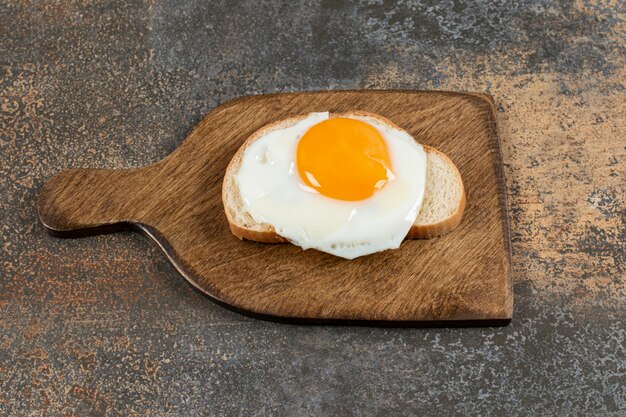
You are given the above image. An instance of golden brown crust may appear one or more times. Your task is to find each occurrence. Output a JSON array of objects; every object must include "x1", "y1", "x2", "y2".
[
  {"x1": 222, "y1": 112, "x2": 465, "y2": 243},
  {"x1": 406, "y1": 145, "x2": 466, "y2": 239},
  {"x1": 406, "y1": 192, "x2": 466, "y2": 238},
  {"x1": 227, "y1": 222, "x2": 288, "y2": 243}
]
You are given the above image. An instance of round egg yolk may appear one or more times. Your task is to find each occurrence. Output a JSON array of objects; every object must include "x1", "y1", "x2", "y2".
[{"x1": 296, "y1": 118, "x2": 393, "y2": 201}]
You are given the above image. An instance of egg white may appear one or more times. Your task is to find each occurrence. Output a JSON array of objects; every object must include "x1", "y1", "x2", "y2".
[{"x1": 235, "y1": 112, "x2": 427, "y2": 259}]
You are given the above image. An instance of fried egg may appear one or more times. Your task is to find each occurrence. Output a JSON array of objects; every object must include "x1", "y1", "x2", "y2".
[{"x1": 235, "y1": 112, "x2": 427, "y2": 259}]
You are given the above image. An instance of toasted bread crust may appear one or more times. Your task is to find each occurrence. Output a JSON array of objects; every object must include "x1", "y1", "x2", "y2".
[
  {"x1": 222, "y1": 112, "x2": 465, "y2": 243},
  {"x1": 227, "y1": 221, "x2": 289, "y2": 243},
  {"x1": 406, "y1": 145, "x2": 466, "y2": 239}
]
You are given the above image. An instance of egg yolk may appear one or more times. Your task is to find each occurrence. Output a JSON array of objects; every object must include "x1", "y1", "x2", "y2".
[{"x1": 296, "y1": 118, "x2": 393, "y2": 201}]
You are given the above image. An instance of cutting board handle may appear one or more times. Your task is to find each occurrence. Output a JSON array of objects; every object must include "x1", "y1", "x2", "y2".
[{"x1": 38, "y1": 167, "x2": 150, "y2": 236}]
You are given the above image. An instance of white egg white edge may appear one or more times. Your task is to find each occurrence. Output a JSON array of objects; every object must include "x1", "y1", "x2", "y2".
[{"x1": 234, "y1": 112, "x2": 427, "y2": 259}]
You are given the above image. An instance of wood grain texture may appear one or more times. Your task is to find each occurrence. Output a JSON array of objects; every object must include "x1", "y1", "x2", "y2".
[{"x1": 38, "y1": 90, "x2": 512, "y2": 325}]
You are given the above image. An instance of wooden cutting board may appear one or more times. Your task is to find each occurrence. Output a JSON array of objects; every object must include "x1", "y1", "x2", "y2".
[{"x1": 38, "y1": 90, "x2": 513, "y2": 326}]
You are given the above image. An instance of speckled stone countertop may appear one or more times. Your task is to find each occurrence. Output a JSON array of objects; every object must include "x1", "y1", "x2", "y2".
[{"x1": 1, "y1": 1, "x2": 624, "y2": 415}]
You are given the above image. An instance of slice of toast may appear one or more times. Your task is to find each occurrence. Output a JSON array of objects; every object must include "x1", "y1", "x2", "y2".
[{"x1": 222, "y1": 112, "x2": 465, "y2": 243}]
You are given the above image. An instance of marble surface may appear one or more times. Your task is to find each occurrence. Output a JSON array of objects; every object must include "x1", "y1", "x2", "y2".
[{"x1": 1, "y1": 1, "x2": 624, "y2": 415}]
